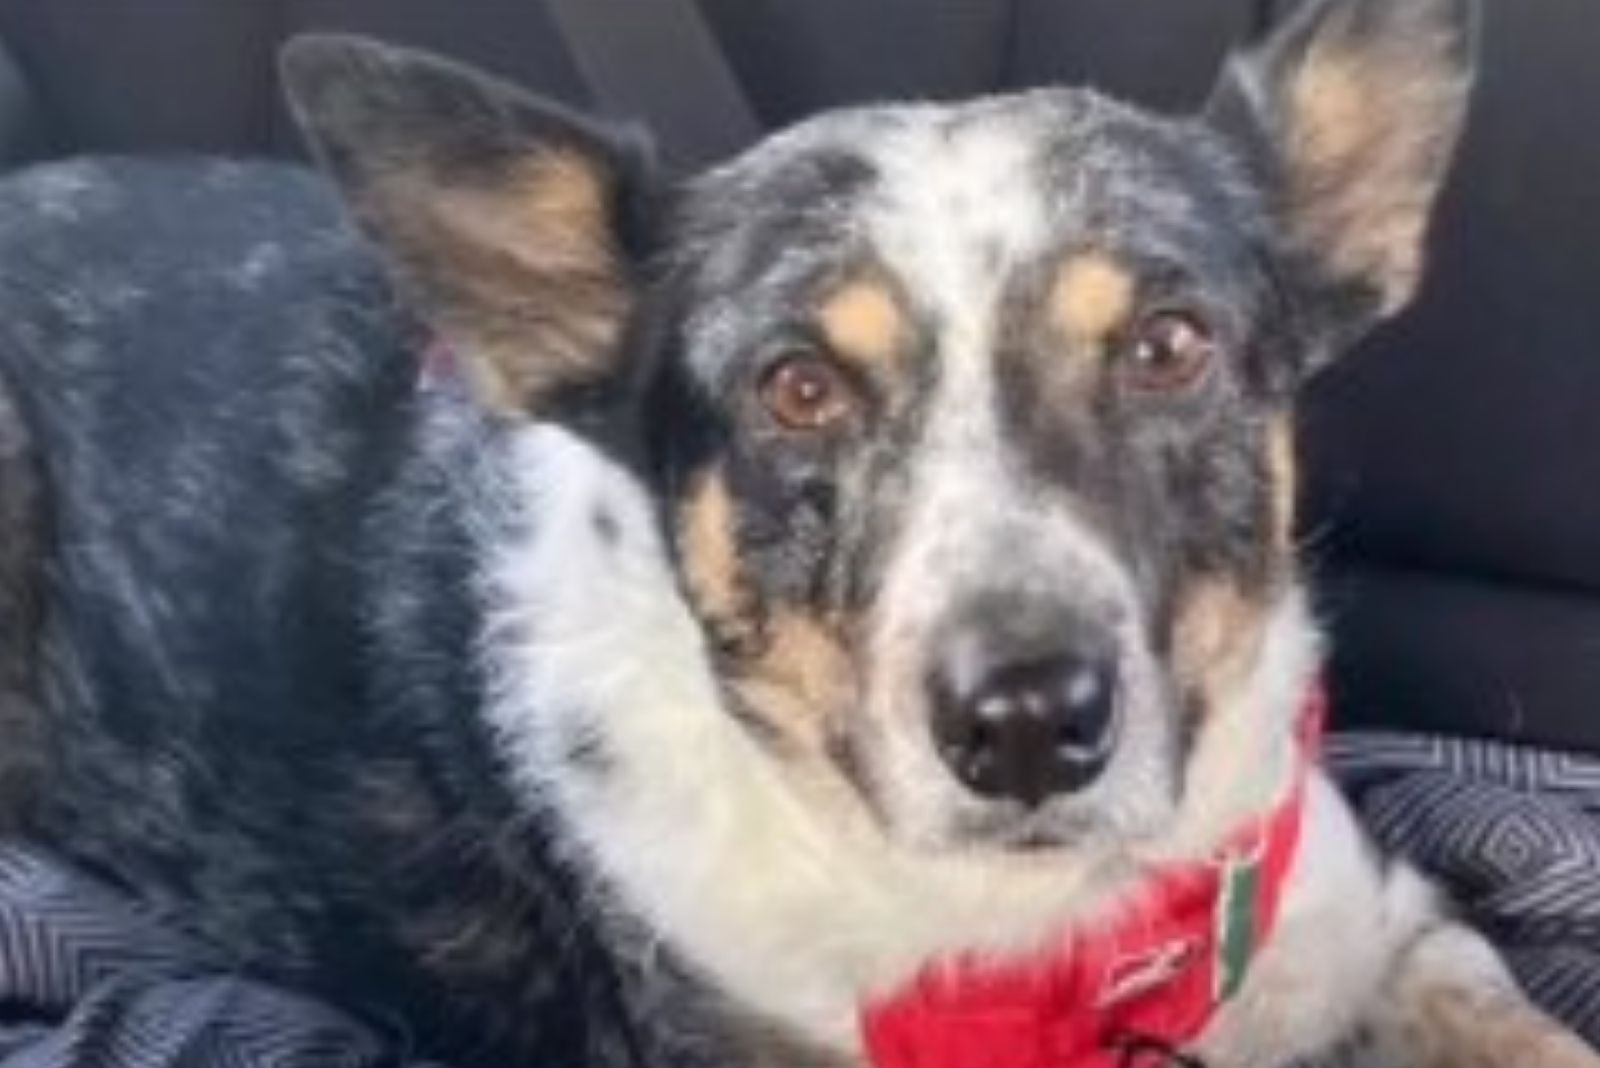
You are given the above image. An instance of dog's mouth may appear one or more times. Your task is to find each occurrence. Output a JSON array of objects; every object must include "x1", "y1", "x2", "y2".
[{"x1": 945, "y1": 806, "x2": 1116, "y2": 852}]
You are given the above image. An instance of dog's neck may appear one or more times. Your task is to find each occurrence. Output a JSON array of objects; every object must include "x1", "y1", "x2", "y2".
[{"x1": 472, "y1": 423, "x2": 1323, "y2": 1058}]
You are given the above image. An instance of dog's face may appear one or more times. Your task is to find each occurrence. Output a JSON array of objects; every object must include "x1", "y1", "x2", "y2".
[
  {"x1": 645, "y1": 97, "x2": 1299, "y2": 853},
  {"x1": 285, "y1": 0, "x2": 1474, "y2": 856}
]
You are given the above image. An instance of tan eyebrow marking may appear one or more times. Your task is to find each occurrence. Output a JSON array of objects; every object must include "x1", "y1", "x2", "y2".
[
  {"x1": 816, "y1": 276, "x2": 906, "y2": 371},
  {"x1": 1051, "y1": 253, "x2": 1136, "y2": 344}
]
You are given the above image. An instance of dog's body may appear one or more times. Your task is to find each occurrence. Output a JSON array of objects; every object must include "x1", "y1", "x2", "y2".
[
  {"x1": 1, "y1": 1, "x2": 1597, "y2": 1066},
  {"x1": 0, "y1": 158, "x2": 727, "y2": 1066}
]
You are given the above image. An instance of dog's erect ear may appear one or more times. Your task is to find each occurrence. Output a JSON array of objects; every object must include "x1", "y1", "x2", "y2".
[
  {"x1": 281, "y1": 35, "x2": 653, "y2": 416},
  {"x1": 1206, "y1": 0, "x2": 1478, "y2": 334}
]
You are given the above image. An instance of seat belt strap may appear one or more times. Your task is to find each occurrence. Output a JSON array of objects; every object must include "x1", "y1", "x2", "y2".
[{"x1": 545, "y1": 0, "x2": 762, "y2": 167}]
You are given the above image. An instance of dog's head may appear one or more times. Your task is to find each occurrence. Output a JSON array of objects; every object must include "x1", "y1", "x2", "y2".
[{"x1": 284, "y1": 0, "x2": 1474, "y2": 856}]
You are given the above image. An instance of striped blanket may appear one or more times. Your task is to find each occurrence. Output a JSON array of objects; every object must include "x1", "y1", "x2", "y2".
[
  {"x1": 1326, "y1": 733, "x2": 1600, "y2": 1040},
  {"x1": 2, "y1": 732, "x2": 1597, "y2": 1067}
]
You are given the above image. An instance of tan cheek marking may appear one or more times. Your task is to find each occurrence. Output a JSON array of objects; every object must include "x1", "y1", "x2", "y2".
[
  {"x1": 410, "y1": 150, "x2": 631, "y2": 413},
  {"x1": 676, "y1": 468, "x2": 759, "y2": 654},
  {"x1": 677, "y1": 473, "x2": 862, "y2": 755},
  {"x1": 817, "y1": 278, "x2": 905, "y2": 373},
  {"x1": 1051, "y1": 253, "x2": 1135, "y2": 346},
  {"x1": 1267, "y1": 416, "x2": 1299, "y2": 555},
  {"x1": 732, "y1": 610, "x2": 860, "y2": 752},
  {"x1": 1172, "y1": 579, "x2": 1271, "y2": 715},
  {"x1": 1172, "y1": 424, "x2": 1297, "y2": 715}
]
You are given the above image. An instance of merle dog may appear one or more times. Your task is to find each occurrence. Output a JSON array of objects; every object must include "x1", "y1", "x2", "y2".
[{"x1": 0, "y1": 0, "x2": 1595, "y2": 1065}]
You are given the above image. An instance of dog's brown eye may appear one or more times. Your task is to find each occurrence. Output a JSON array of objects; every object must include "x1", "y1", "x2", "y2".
[
  {"x1": 1120, "y1": 311, "x2": 1217, "y2": 392},
  {"x1": 759, "y1": 353, "x2": 856, "y2": 432}
]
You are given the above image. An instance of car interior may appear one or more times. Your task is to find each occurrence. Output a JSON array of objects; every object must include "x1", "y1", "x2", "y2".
[
  {"x1": 0, "y1": 0, "x2": 1595, "y2": 1062},
  {"x1": 3, "y1": 0, "x2": 1596, "y2": 754}
]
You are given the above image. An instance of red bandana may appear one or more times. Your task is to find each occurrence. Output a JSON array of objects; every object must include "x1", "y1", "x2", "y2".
[{"x1": 861, "y1": 688, "x2": 1326, "y2": 1068}]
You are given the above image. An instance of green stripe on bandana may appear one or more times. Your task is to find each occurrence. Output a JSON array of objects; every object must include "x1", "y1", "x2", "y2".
[{"x1": 1216, "y1": 856, "x2": 1260, "y2": 1001}]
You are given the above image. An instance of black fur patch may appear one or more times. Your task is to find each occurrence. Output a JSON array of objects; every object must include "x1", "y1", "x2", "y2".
[{"x1": 0, "y1": 370, "x2": 43, "y2": 831}]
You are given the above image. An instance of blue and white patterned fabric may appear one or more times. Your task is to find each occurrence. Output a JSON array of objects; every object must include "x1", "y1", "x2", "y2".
[
  {"x1": 1, "y1": 731, "x2": 1597, "y2": 1066},
  {"x1": 1328, "y1": 731, "x2": 1600, "y2": 1046},
  {"x1": 0, "y1": 847, "x2": 439, "y2": 1067}
]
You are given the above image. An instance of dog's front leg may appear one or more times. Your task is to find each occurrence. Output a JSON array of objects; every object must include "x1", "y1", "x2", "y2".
[
  {"x1": 1199, "y1": 777, "x2": 1599, "y2": 1068},
  {"x1": 1358, "y1": 920, "x2": 1600, "y2": 1068}
]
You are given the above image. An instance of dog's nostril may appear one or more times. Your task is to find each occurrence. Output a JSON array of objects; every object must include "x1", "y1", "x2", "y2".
[
  {"x1": 976, "y1": 693, "x2": 1014, "y2": 723},
  {"x1": 930, "y1": 651, "x2": 1121, "y2": 807},
  {"x1": 1067, "y1": 665, "x2": 1107, "y2": 710},
  {"x1": 1056, "y1": 662, "x2": 1117, "y2": 749}
]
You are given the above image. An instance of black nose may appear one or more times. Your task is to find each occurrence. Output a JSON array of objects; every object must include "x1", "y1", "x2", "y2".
[{"x1": 930, "y1": 647, "x2": 1121, "y2": 806}]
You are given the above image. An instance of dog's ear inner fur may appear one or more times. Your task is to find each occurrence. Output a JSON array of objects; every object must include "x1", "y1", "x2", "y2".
[
  {"x1": 1206, "y1": 0, "x2": 1478, "y2": 338},
  {"x1": 281, "y1": 35, "x2": 651, "y2": 416}
]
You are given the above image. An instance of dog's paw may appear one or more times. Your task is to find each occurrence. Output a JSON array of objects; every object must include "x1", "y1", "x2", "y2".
[
  {"x1": 1369, "y1": 922, "x2": 1600, "y2": 1068},
  {"x1": 1403, "y1": 988, "x2": 1600, "y2": 1068}
]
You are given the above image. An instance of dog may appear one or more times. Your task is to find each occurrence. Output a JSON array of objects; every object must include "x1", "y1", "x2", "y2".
[{"x1": 1, "y1": 0, "x2": 1596, "y2": 1065}]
